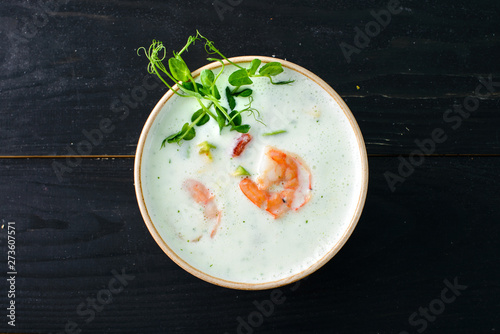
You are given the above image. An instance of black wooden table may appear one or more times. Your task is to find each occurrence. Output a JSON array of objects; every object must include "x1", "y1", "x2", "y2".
[{"x1": 1, "y1": 1, "x2": 499, "y2": 333}]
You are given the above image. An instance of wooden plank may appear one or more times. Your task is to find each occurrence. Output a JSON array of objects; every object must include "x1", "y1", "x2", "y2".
[
  {"x1": 0, "y1": 156, "x2": 498, "y2": 333},
  {"x1": 349, "y1": 95, "x2": 500, "y2": 155},
  {"x1": 0, "y1": 1, "x2": 499, "y2": 156}
]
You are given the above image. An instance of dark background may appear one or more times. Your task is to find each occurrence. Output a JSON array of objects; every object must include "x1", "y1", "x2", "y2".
[{"x1": 1, "y1": 0, "x2": 499, "y2": 333}]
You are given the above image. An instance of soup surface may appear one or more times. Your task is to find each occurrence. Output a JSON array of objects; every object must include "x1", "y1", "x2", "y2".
[{"x1": 140, "y1": 61, "x2": 364, "y2": 284}]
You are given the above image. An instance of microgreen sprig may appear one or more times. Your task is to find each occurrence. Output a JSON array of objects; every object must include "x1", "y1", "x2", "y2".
[
  {"x1": 138, "y1": 31, "x2": 294, "y2": 146},
  {"x1": 262, "y1": 130, "x2": 287, "y2": 136}
]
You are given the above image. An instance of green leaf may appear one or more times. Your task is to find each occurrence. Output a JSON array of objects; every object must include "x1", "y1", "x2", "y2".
[
  {"x1": 213, "y1": 84, "x2": 221, "y2": 100},
  {"x1": 180, "y1": 122, "x2": 196, "y2": 140},
  {"x1": 191, "y1": 109, "x2": 210, "y2": 126},
  {"x1": 168, "y1": 57, "x2": 191, "y2": 82},
  {"x1": 234, "y1": 89, "x2": 252, "y2": 97},
  {"x1": 247, "y1": 59, "x2": 261, "y2": 75},
  {"x1": 199, "y1": 87, "x2": 210, "y2": 96},
  {"x1": 231, "y1": 124, "x2": 250, "y2": 133},
  {"x1": 271, "y1": 79, "x2": 295, "y2": 85},
  {"x1": 200, "y1": 69, "x2": 215, "y2": 88},
  {"x1": 181, "y1": 82, "x2": 205, "y2": 96},
  {"x1": 165, "y1": 131, "x2": 182, "y2": 144},
  {"x1": 226, "y1": 86, "x2": 236, "y2": 110},
  {"x1": 259, "y1": 62, "x2": 284, "y2": 77},
  {"x1": 228, "y1": 68, "x2": 253, "y2": 86},
  {"x1": 229, "y1": 110, "x2": 242, "y2": 126},
  {"x1": 215, "y1": 107, "x2": 227, "y2": 133}
]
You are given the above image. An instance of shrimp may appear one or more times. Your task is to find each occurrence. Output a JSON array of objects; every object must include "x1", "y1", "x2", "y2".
[
  {"x1": 239, "y1": 146, "x2": 312, "y2": 218},
  {"x1": 183, "y1": 179, "x2": 222, "y2": 238}
]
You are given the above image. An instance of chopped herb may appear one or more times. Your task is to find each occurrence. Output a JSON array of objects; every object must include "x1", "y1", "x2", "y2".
[
  {"x1": 233, "y1": 165, "x2": 251, "y2": 176},
  {"x1": 262, "y1": 130, "x2": 287, "y2": 136},
  {"x1": 198, "y1": 141, "x2": 216, "y2": 160}
]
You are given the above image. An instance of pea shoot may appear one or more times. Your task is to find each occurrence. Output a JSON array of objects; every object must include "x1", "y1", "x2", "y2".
[
  {"x1": 262, "y1": 130, "x2": 287, "y2": 136},
  {"x1": 138, "y1": 31, "x2": 294, "y2": 146}
]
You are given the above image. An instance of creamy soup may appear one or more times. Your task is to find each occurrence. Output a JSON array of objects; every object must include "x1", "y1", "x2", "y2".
[{"x1": 139, "y1": 61, "x2": 365, "y2": 284}]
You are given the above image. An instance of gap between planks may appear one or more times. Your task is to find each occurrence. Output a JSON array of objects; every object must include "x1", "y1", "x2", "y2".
[
  {"x1": 0, "y1": 154, "x2": 499, "y2": 159},
  {"x1": 0, "y1": 155, "x2": 135, "y2": 159}
]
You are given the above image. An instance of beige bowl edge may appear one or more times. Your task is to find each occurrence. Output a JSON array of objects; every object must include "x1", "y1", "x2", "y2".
[{"x1": 134, "y1": 56, "x2": 369, "y2": 290}]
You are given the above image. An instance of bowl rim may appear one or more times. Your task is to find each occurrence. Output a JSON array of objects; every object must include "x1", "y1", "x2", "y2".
[{"x1": 134, "y1": 56, "x2": 369, "y2": 290}]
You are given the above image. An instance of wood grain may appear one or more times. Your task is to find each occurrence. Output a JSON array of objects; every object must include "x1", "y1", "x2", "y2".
[
  {"x1": 0, "y1": 1, "x2": 498, "y2": 155},
  {"x1": 0, "y1": 157, "x2": 498, "y2": 333},
  {"x1": 1, "y1": 0, "x2": 499, "y2": 333}
]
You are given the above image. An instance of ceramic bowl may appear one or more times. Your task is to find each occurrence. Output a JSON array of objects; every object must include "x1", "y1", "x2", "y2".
[{"x1": 134, "y1": 56, "x2": 368, "y2": 290}]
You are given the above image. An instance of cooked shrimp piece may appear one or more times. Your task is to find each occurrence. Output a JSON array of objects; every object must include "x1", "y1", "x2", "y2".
[
  {"x1": 183, "y1": 179, "x2": 222, "y2": 238},
  {"x1": 239, "y1": 178, "x2": 267, "y2": 209},
  {"x1": 239, "y1": 146, "x2": 312, "y2": 218}
]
